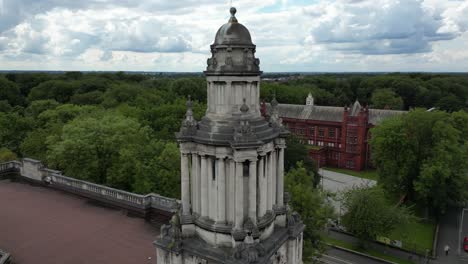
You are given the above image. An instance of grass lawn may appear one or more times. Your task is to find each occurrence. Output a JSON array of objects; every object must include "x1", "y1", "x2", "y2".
[
  {"x1": 323, "y1": 167, "x2": 379, "y2": 181},
  {"x1": 323, "y1": 236, "x2": 416, "y2": 264},
  {"x1": 388, "y1": 220, "x2": 436, "y2": 255}
]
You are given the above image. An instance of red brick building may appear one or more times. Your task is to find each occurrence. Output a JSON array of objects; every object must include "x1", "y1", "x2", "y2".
[{"x1": 265, "y1": 94, "x2": 406, "y2": 171}]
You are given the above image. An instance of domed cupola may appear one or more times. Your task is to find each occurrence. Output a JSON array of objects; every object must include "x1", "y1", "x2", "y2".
[
  {"x1": 206, "y1": 7, "x2": 261, "y2": 76},
  {"x1": 214, "y1": 7, "x2": 253, "y2": 45}
]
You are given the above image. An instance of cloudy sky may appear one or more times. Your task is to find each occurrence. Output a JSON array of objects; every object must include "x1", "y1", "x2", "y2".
[{"x1": 0, "y1": 0, "x2": 467, "y2": 72}]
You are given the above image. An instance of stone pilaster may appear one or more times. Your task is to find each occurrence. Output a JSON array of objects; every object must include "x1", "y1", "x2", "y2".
[
  {"x1": 277, "y1": 148, "x2": 285, "y2": 206},
  {"x1": 248, "y1": 159, "x2": 257, "y2": 222},
  {"x1": 234, "y1": 161, "x2": 244, "y2": 229},
  {"x1": 217, "y1": 157, "x2": 226, "y2": 222},
  {"x1": 191, "y1": 153, "x2": 200, "y2": 214},
  {"x1": 257, "y1": 156, "x2": 266, "y2": 217},
  {"x1": 200, "y1": 155, "x2": 208, "y2": 217},
  {"x1": 181, "y1": 153, "x2": 190, "y2": 215}
]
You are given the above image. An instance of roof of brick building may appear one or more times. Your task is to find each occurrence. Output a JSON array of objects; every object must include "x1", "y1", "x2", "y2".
[
  {"x1": 268, "y1": 102, "x2": 406, "y2": 124},
  {"x1": 0, "y1": 180, "x2": 159, "y2": 264}
]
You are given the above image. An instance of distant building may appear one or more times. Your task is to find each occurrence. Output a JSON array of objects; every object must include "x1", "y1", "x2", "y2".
[{"x1": 263, "y1": 93, "x2": 406, "y2": 171}]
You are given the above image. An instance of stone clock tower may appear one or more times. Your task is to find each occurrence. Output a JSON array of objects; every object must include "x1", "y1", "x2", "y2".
[{"x1": 155, "y1": 7, "x2": 304, "y2": 264}]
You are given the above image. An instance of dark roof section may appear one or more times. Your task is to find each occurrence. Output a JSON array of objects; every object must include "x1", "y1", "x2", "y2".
[
  {"x1": 267, "y1": 103, "x2": 406, "y2": 124},
  {"x1": 0, "y1": 180, "x2": 158, "y2": 264}
]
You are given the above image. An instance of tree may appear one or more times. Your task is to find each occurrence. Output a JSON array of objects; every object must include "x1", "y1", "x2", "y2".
[
  {"x1": 28, "y1": 80, "x2": 80, "y2": 103},
  {"x1": 341, "y1": 186, "x2": 413, "y2": 245},
  {"x1": 370, "y1": 109, "x2": 468, "y2": 215},
  {"x1": 436, "y1": 95, "x2": 464, "y2": 112},
  {"x1": 371, "y1": 88, "x2": 404, "y2": 110},
  {"x1": 285, "y1": 135, "x2": 320, "y2": 186},
  {"x1": 0, "y1": 148, "x2": 17, "y2": 162},
  {"x1": 133, "y1": 141, "x2": 181, "y2": 198},
  {"x1": 46, "y1": 113, "x2": 153, "y2": 190},
  {"x1": 0, "y1": 77, "x2": 24, "y2": 106},
  {"x1": 285, "y1": 162, "x2": 335, "y2": 259},
  {"x1": 0, "y1": 112, "x2": 33, "y2": 154}
]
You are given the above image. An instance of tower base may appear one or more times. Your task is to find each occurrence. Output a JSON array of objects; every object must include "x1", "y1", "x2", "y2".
[{"x1": 155, "y1": 213, "x2": 304, "y2": 264}]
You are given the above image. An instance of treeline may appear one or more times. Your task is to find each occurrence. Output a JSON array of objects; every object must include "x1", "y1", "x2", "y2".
[
  {"x1": 0, "y1": 72, "x2": 207, "y2": 197},
  {"x1": 261, "y1": 73, "x2": 468, "y2": 111},
  {"x1": 0, "y1": 72, "x2": 467, "y2": 198}
]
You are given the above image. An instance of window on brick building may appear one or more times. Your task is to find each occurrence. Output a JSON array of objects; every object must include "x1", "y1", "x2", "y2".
[
  {"x1": 309, "y1": 127, "x2": 315, "y2": 136},
  {"x1": 318, "y1": 128, "x2": 324, "y2": 137},
  {"x1": 346, "y1": 160, "x2": 355, "y2": 169},
  {"x1": 329, "y1": 129, "x2": 335, "y2": 138}
]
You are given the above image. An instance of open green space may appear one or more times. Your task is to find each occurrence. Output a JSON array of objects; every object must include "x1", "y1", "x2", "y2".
[
  {"x1": 323, "y1": 236, "x2": 416, "y2": 264},
  {"x1": 388, "y1": 220, "x2": 436, "y2": 255},
  {"x1": 323, "y1": 167, "x2": 379, "y2": 181}
]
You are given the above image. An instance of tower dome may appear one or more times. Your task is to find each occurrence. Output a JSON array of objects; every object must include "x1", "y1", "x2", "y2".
[
  {"x1": 206, "y1": 7, "x2": 260, "y2": 76},
  {"x1": 214, "y1": 7, "x2": 253, "y2": 46}
]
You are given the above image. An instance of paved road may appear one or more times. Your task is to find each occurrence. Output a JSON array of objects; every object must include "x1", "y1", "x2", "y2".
[
  {"x1": 319, "y1": 169, "x2": 376, "y2": 194},
  {"x1": 321, "y1": 247, "x2": 385, "y2": 264},
  {"x1": 435, "y1": 207, "x2": 468, "y2": 264},
  {"x1": 319, "y1": 169, "x2": 377, "y2": 214}
]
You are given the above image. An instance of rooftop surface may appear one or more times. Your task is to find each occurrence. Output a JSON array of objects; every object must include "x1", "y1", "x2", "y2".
[{"x1": 0, "y1": 180, "x2": 158, "y2": 264}]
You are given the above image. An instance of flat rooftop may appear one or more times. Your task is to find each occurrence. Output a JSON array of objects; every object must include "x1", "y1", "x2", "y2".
[{"x1": 0, "y1": 180, "x2": 158, "y2": 264}]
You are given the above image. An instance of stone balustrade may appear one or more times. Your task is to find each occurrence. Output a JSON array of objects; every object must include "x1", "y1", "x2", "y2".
[
  {"x1": 0, "y1": 249, "x2": 11, "y2": 264},
  {"x1": 0, "y1": 159, "x2": 179, "y2": 214}
]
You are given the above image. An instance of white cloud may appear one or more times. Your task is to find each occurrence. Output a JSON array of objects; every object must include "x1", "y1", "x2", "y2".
[{"x1": 0, "y1": 0, "x2": 467, "y2": 72}]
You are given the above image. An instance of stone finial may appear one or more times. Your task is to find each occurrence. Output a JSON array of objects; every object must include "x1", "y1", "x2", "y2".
[
  {"x1": 271, "y1": 94, "x2": 279, "y2": 108},
  {"x1": 179, "y1": 95, "x2": 198, "y2": 136},
  {"x1": 269, "y1": 95, "x2": 284, "y2": 130},
  {"x1": 306, "y1": 93, "x2": 314, "y2": 106},
  {"x1": 229, "y1": 7, "x2": 238, "y2": 23}
]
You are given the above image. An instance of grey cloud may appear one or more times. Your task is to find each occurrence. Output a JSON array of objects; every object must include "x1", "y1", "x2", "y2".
[
  {"x1": 309, "y1": 0, "x2": 460, "y2": 55},
  {"x1": 0, "y1": 0, "x2": 215, "y2": 33}
]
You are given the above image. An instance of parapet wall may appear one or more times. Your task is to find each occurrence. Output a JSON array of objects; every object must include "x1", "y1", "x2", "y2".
[
  {"x1": 0, "y1": 159, "x2": 179, "y2": 224},
  {"x1": 0, "y1": 249, "x2": 11, "y2": 264}
]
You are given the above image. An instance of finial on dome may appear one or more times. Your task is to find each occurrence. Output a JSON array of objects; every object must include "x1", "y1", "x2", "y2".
[{"x1": 229, "y1": 7, "x2": 238, "y2": 23}]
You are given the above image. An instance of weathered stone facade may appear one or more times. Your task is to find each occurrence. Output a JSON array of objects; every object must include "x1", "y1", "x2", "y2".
[{"x1": 154, "y1": 7, "x2": 304, "y2": 264}]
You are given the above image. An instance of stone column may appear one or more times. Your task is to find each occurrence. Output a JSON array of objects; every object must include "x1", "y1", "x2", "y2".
[
  {"x1": 270, "y1": 150, "x2": 276, "y2": 208},
  {"x1": 200, "y1": 155, "x2": 208, "y2": 217},
  {"x1": 228, "y1": 159, "x2": 236, "y2": 223},
  {"x1": 248, "y1": 159, "x2": 257, "y2": 222},
  {"x1": 208, "y1": 158, "x2": 217, "y2": 220},
  {"x1": 217, "y1": 157, "x2": 226, "y2": 222},
  {"x1": 277, "y1": 148, "x2": 285, "y2": 206},
  {"x1": 191, "y1": 153, "x2": 200, "y2": 214},
  {"x1": 257, "y1": 156, "x2": 266, "y2": 217},
  {"x1": 181, "y1": 153, "x2": 190, "y2": 215},
  {"x1": 235, "y1": 161, "x2": 244, "y2": 228},
  {"x1": 266, "y1": 153, "x2": 272, "y2": 210}
]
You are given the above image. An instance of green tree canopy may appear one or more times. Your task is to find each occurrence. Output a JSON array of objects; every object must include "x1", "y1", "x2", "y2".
[
  {"x1": 47, "y1": 113, "x2": 153, "y2": 190},
  {"x1": 285, "y1": 162, "x2": 335, "y2": 258},
  {"x1": 371, "y1": 88, "x2": 404, "y2": 110},
  {"x1": 0, "y1": 147, "x2": 17, "y2": 162},
  {"x1": 341, "y1": 186, "x2": 413, "y2": 244},
  {"x1": 0, "y1": 77, "x2": 24, "y2": 106},
  {"x1": 370, "y1": 109, "x2": 468, "y2": 215}
]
